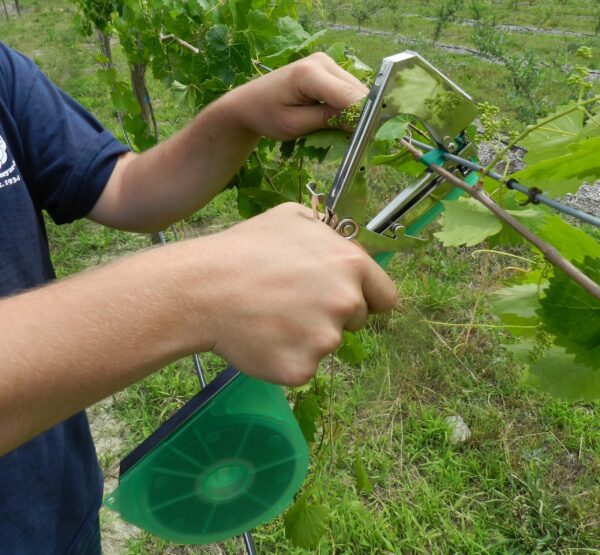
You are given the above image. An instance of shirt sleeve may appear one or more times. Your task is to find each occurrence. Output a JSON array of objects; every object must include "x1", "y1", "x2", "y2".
[{"x1": 4, "y1": 44, "x2": 130, "y2": 224}]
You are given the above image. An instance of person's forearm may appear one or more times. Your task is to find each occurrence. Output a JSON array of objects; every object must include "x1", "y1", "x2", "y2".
[
  {"x1": 90, "y1": 93, "x2": 259, "y2": 232},
  {"x1": 0, "y1": 240, "x2": 213, "y2": 456},
  {"x1": 0, "y1": 203, "x2": 397, "y2": 457},
  {"x1": 90, "y1": 54, "x2": 370, "y2": 233}
]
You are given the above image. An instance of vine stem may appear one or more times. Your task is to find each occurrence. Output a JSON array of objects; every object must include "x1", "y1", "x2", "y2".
[
  {"x1": 424, "y1": 320, "x2": 536, "y2": 330},
  {"x1": 400, "y1": 140, "x2": 600, "y2": 301},
  {"x1": 482, "y1": 94, "x2": 600, "y2": 176},
  {"x1": 159, "y1": 33, "x2": 201, "y2": 54},
  {"x1": 470, "y1": 249, "x2": 533, "y2": 264}
]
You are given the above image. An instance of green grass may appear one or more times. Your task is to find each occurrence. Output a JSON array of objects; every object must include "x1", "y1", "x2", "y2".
[{"x1": 3, "y1": 1, "x2": 599, "y2": 553}]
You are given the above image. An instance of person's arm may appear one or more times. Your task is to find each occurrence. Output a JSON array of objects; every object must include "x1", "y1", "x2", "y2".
[
  {"x1": 88, "y1": 53, "x2": 368, "y2": 232},
  {"x1": 0, "y1": 203, "x2": 396, "y2": 457}
]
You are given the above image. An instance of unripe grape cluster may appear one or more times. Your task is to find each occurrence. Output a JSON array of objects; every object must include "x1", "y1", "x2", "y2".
[
  {"x1": 477, "y1": 101, "x2": 516, "y2": 142},
  {"x1": 327, "y1": 102, "x2": 362, "y2": 128},
  {"x1": 576, "y1": 46, "x2": 592, "y2": 60},
  {"x1": 567, "y1": 65, "x2": 592, "y2": 92},
  {"x1": 425, "y1": 90, "x2": 462, "y2": 117},
  {"x1": 568, "y1": 46, "x2": 594, "y2": 94}
]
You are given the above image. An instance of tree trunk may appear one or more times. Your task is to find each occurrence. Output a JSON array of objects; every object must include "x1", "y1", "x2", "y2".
[
  {"x1": 2, "y1": 0, "x2": 9, "y2": 20},
  {"x1": 129, "y1": 35, "x2": 159, "y2": 143},
  {"x1": 14, "y1": 0, "x2": 20, "y2": 15},
  {"x1": 96, "y1": 28, "x2": 114, "y2": 68}
]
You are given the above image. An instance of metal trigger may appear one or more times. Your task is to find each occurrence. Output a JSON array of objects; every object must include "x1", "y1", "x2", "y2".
[{"x1": 306, "y1": 182, "x2": 326, "y2": 222}]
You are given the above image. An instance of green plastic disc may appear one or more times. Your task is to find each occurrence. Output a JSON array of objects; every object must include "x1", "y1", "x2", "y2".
[{"x1": 104, "y1": 369, "x2": 309, "y2": 544}]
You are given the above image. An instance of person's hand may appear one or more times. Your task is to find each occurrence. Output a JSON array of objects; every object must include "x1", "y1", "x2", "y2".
[
  {"x1": 180, "y1": 203, "x2": 396, "y2": 386},
  {"x1": 222, "y1": 53, "x2": 369, "y2": 141}
]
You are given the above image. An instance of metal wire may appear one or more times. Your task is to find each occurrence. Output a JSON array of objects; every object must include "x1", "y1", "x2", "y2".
[
  {"x1": 407, "y1": 138, "x2": 600, "y2": 228},
  {"x1": 243, "y1": 531, "x2": 258, "y2": 555}
]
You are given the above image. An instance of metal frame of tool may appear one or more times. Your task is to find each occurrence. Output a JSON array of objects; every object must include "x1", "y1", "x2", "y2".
[{"x1": 323, "y1": 51, "x2": 478, "y2": 257}]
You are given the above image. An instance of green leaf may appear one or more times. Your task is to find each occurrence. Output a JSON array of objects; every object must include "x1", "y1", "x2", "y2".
[
  {"x1": 96, "y1": 67, "x2": 117, "y2": 85},
  {"x1": 272, "y1": 166, "x2": 309, "y2": 202},
  {"x1": 504, "y1": 340, "x2": 536, "y2": 363},
  {"x1": 303, "y1": 129, "x2": 350, "y2": 162},
  {"x1": 489, "y1": 284, "x2": 542, "y2": 338},
  {"x1": 325, "y1": 42, "x2": 346, "y2": 63},
  {"x1": 260, "y1": 18, "x2": 325, "y2": 67},
  {"x1": 489, "y1": 283, "x2": 542, "y2": 320},
  {"x1": 511, "y1": 137, "x2": 600, "y2": 196},
  {"x1": 537, "y1": 255, "x2": 600, "y2": 368},
  {"x1": 304, "y1": 129, "x2": 349, "y2": 150},
  {"x1": 280, "y1": 139, "x2": 296, "y2": 160},
  {"x1": 337, "y1": 331, "x2": 367, "y2": 365},
  {"x1": 293, "y1": 393, "x2": 320, "y2": 443},
  {"x1": 521, "y1": 103, "x2": 584, "y2": 165},
  {"x1": 171, "y1": 80, "x2": 197, "y2": 112},
  {"x1": 537, "y1": 215, "x2": 600, "y2": 264},
  {"x1": 522, "y1": 346, "x2": 600, "y2": 402},
  {"x1": 344, "y1": 53, "x2": 372, "y2": 80},
  {"x1": 284, "y1": 494, "x2": 328, "y2": 549},
  {"x1": 371, "y1": 148, "x2": 424, "y2": 176},
  {"x1": 236, "y1": 188, "x2": 288, "y2": 218},
  {"x1": 374, "y1": 116, "x2": 408, "y2": 144},
  {"x1": 434, "y1": 198, "x2": 503, "y2": 247},
  {"x1": 354, "y1": 453, "x2": 372, "y2": 494}
]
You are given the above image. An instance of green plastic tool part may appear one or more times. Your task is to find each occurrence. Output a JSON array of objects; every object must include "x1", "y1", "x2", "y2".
[{"x1": 104, "y1": 370, "x2": 309, "y2": 545}]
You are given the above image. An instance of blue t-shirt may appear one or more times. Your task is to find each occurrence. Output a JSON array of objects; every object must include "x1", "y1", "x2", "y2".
[{"x1": 0, "y1": 43, "x2": 129, "y2": 553}]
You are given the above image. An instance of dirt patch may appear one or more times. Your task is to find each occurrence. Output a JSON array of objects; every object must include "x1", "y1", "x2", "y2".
[{"x1": 88, "y1": 397, "x2": 142, "y2": 553}]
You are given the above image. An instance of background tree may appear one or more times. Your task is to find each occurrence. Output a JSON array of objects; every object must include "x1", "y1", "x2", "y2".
[{"x1": 432, "y1": 0, "x2": 461, "y2": 44}]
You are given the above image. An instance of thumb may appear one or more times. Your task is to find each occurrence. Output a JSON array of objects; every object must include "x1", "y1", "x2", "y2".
[{"x1": 281, "y1": 104, "x2": 359, "y2": 138}]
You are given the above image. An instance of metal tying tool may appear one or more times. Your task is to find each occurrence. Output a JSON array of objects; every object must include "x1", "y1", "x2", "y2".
[{"x1": 319, "y1": 51, "x2": 480, "y2": 261}]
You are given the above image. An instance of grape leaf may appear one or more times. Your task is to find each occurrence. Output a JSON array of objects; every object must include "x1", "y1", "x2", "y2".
[
  {"x1": 293, "y1": 393, "x2": 320, "y2": 443},
  {"x1": 521, "y1": 103, "x2": 584, "y2": 165},
  {"x1": 304, "y1": 129, "x2": 349, "y2": 150},
  {"x1": 171, "y1": 80, "x2": 197, "y2": 112},
  {"x1": 489, "y1": 283, "x2": 542, "y2": 319},
  {"x1": 504, "y1": 341, "x2": 535, "y2": 363},
  {"x1": 354, "y1": 453, "x2": 372, "y2": 494},
  {"x1": 237, "y1": 188, "x2": 288, "y2": 218},
  {"x1": 337, "y1": 331, "x2": 367, "y2": 366},
  {"x1": 537, "y1": 255, "x2": 600, "y2": 368},
  {"x1": 537, "y1": 215, "x2": 600, "y2": 264},
  {"x1": 488, "y1": 284, "x2": 541, "y2": 337},
  {"x1": 260, "y1": 18, "x2": 325, "y2": 67},
  {"x1": 522, "y1": 346, "x2": 600, "y2": 402},
  {"x1": 284, "y1": 494, "x2": 328, "y2": 549},
  {"x1": 325, "y1": 42, "x2": 346, "y2": 63},
  {"x1": 374, "y1": 116, "x2": 408, "y2": 145},
  {"x1": 511, "y1": 137, "x2": 600, "y2": 196},
  {"x1": 434, "y1": 198, "x2": 503, "y2": 247}
]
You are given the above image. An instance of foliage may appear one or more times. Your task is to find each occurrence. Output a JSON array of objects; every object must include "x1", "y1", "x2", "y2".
[
  {"x1": 349, "y1": 0, "x2": 373, "y2": 31},
  {"x1": 73, "y1": 0, "x2": 115, "y2": 34},
  {"x1": 283, "y1": 493, "x2": 329, "y2": 549},
  {"x1": 432, "y1": 0, "x2": 461, "y2": 44}
]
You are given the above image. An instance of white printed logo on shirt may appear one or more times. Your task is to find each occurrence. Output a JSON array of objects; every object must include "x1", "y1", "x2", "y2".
[
  {"x1": 0, "y1": 133, "x2": 20, "y2": 189},
  {"x1": 0, "y1": 134, "x2": 7, "y2": 169}
]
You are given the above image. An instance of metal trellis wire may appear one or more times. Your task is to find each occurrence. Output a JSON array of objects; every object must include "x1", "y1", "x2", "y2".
[{"x1": 407, "y1": 137, "x2": 600, "y2": 228}]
